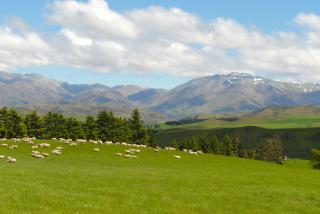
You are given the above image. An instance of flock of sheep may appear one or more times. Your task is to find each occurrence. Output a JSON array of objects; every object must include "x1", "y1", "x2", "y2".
[{"x1": 0, "y1": 137, "x2": 204, "y2": 164}]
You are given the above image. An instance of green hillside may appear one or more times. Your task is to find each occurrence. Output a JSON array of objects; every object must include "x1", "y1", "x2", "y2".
[
  {"x1": 0, "y1": 139, "x2": 319, "y2": 213},
  {"x1": 161, "y1": 106, "x2": 320, "y2": 129},
  {"x1": 153, "y1": 126, "x2": 320, "y2": 158}
]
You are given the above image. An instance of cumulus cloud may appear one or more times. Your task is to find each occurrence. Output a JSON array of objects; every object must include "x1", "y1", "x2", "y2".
[
  {"x1": 0, "y1": 27, "x2": 50, "y2": 71},
  {"x1": 2, "y1": 0, "x2": 320, "y2": 81}
]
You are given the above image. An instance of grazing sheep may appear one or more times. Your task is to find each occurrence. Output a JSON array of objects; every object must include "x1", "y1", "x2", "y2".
[
  {"x1": 173, "y1": 155, "x2": 181, "y2": 159},
  {"x1": 32, "y1": 145, "x2": 39, "y2": 149},
  {"x1": 124, "y1": 154, "x2": 137, "y2": 158},
  {"x1": 93, "y1": 148, "x2": 100, "y2": 152},
  {"x1": 9, "y1": 145, "x2": 18, "y2": 149},
  {"x1": 154, "y1": 149, "x2": 160, "y2": 152},
  {"x1": 27, "y1": 141, "x2": 34, "y2": 145},
  {"x1": 32, "y1": 150, "x2": 40, "y2": 155},
  {"x1": 1, "y1": 143, "x2": 8, "y2": 147},
  {"x1": 0, "y1": 155, "x2": 4, "y2": 159},
  {"x1": 52, "y1": 149, "x2": 62, "y2": 155},
  {"x1": 39, "y1": 143, "x2": 50, "y2": 148},
  {"x1": 42, "y1": 153, "x2": 49, "y2": 157},
  {"x1": 115, "y1": 153, "x2": 123, "y2": 157},
  {"x1": 32, "y1": 153, "x2": 44, "y2": 159},
  {"x1": 56, "y1": 147, "x2": 63, "y2": 150},
  {"x1": 6, "y1": 156, "x2": 16, "y2": 163}
]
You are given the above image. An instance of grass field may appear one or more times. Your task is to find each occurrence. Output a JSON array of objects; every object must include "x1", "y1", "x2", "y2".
[{"x1": 0, "y1": 140, "x2": 320, "y2": 213}]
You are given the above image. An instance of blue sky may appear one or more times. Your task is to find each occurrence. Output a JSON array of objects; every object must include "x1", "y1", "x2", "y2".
[{"x1": 1, "y1": 0, "x2": 320, "y2": 88}]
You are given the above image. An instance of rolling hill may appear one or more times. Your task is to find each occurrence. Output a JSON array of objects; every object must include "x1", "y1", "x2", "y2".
[{"x1": 0, "y1": 139, "x2": 319, "y2": 213}]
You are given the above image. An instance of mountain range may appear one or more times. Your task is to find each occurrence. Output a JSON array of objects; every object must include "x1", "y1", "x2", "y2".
[{"x1": 1, "y1": 71, "x2": 320, "y2": 120}]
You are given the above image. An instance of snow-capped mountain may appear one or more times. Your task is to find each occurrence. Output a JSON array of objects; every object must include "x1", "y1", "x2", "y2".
[{"x1": 1, "y1": 71, "x2": 320, "y2": 118}]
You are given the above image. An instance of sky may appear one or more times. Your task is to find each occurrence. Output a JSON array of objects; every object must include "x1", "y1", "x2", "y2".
[{"x1": 1, "y1": 0, "x2": 320, "y2": 88}]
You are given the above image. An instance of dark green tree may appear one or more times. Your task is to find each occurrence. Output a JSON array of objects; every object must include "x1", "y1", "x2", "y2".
[
  {"x1": 24, "y1": 111, "x2": 44, "y2": 138},
  {"x1": 199, "y1": 137, "x2": 210, "y2": 153},
  {"x1": 189, "y1": 137, "x2": 200, "y2": 151},
  {"x1": 223, "y1": 134, "x2": 233, "y2": 156},
  {"x1": 66, "y1": 117, "x2": 84, "y2": 140},
  {"x1": 83, "y1": 115, "x2": 99, "y2": 140},
  {"x1": 210, "y1": 136, "x2": 222, "y2": 154},
  {"x1": 169, "y1": 138, "x2": 179, "y2": 149},
  {"x1": 256, "y1": 136, "x2": 284, "y2": 164},
  {"x1": 311, "y1": 149, "x2": 320, "y2": 169},
  {"x1": 232, "y1": 136, "x2": 240, "y2": 156},
  {"x1": 129, "y1": 108, "x2": 149, "y2": 145},
  {"x1": 96, "y1": 110, "x2": 115, "y2": 142},
  {"x1": 43, "y1": 112, "x2": 68, "y2": 138}
]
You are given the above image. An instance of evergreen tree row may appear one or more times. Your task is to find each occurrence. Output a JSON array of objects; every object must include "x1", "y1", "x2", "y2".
[
  {"x1": 0, "y1": 107, "x2": 150, "y2": 145},
  {"x1": 169, "y1": 135, "x2": 284, "y2": 164}
]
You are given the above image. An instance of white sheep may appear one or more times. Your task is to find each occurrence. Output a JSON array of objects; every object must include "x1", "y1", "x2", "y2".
[
  {"x1": 0, "y1": 155, "x2": 4, "y2": 159},
  {"x1": 173, "y1": 155, "x2": 181, "y2": 159},
  {"x1": 6, "y1": 156, "x2": 16, "y2": 163},
  {"x1": 52, "y1": 149, "x2": 62, "y2": 155},
  {"x1": 115, "y1": 153, "x2": 123, "y2": 157},
  {"x1": 93, "y1": 148, "x2": 100, "y2": 152}
]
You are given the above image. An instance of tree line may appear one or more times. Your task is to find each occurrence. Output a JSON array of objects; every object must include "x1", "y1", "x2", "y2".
[
  {"x1": 168, "y1": 135, "x2": 285, "y2": 164},
  {"x1": 0, "y1": 107, "x2": 150, "y2": 145}
]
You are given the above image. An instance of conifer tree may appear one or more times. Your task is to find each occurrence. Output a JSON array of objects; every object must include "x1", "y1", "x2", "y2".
[{"x1": 129, "y1": 108, "x2": 149, "y2": 145}]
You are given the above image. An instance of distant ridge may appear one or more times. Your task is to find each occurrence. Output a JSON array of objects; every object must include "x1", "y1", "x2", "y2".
[{"x1": 1, "y1": 71, "x2": 320, "y2": 119}]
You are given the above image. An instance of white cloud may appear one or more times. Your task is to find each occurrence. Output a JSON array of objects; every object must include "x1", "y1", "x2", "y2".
[
  {"x1": 294, "y1": 13, "x2": 320, "y2": 30},
  {"x1": 0, "y1": 27, "x2": 50, "y2": 71},
  {"x1": 2, "y1": 0, "x2": 320, "y2": 82}
]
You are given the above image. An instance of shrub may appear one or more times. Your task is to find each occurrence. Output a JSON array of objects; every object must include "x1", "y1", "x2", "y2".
[{"x1": 311, "y1": 149, "x2": 320, "y2": 169}]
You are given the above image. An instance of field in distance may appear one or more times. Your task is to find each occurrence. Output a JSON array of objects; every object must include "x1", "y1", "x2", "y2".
[
  {"x1": 0, "y1": 139, "x2": 319, "y2": 213},
  {"x1": 162, "y1": 106, "x2": 320, "y2": 129}
]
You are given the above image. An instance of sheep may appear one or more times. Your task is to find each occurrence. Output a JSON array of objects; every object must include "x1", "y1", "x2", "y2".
[
  {"x1": 32, "y1": 150, "x2": 41, "y2": 155},
  {"x1": 52, "y1": 149, "x2": 62, "y2": 155},
  {"x1": 1, "y1": 143, "x2": 8, "y2": 147},
  {"x1": 124, "y1": 154, "x2": 137, "y2": 158},
  {"x1": 32, "y1": 145, "x2": 39, "y2": 149},
  {"x1": 27, "y1": 141, "x2": 34, "y2": 145},
  {"x1": 6, "y1": 156, "x2": 16, "y2": 163},
  {"x1": 32, "y1": 153, "x2": 44, "y2": 159},
  {"x1": 154, "y1": 149, "x2": 160, "y2": 152},
  {"x1": 125, "y1": 149, "x2": 133, "y2": 154},
  {"x1": 115, "y1": 153, "x2": 123, "y2": 157},
  {"x1": 39, "y1": 143, "x2": 50, "y2": 148},
  {"x1": 93, "y1": 148, "x2": 100, "y2": 152},
  {"x1": 42, "y1": 153, "x2": 49, "y2": 157},
  {"x1": 56, "y1": 146, "x2": 63, "y2": 150},
  {"x1": 173, "y1": 155, "x2": 181, "y2": 159},
  {"x1": 9, "y1": 145, "x2": 18, "y2": 149},
  {"x1": 70, "y1": 143, "x2": 77, "y2": 146},
  {"x1": 0, "y1": 155, "x2": 4, "y2": 159}
]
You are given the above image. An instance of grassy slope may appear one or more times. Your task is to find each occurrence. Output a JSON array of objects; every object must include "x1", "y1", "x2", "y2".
[
  {"x1": 162, "y1": 115, "x2": 320, "y2": 129},
  {"x1": 0, "y1": 140, "x2": 320, "y2": 213}
]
